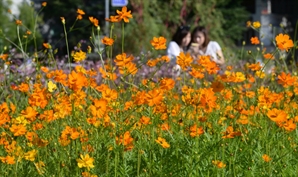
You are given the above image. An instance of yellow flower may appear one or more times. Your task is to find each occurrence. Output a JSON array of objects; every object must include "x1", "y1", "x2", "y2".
[
  {"x1": 76, "y1": 154, "x2": 95, "y2": 171},
  {"x1": 256, "y1": 70, "x2": 265, "y2": 78},
  {"x1": 252, "y1": 21, "x2": 261, "y2": 28},
  {"x1": 41, "y1": 2, "x2": 47, "y2": 7},
  {"x1": 47, "y1": 80, "x2": 57, "y2": 93},
  {"x1": 34, "y1": 161, "x2": 46, "y2": 175},
  {"x1": 73, "y1": 50, "x2": 87, "y2": 62},
  {"x1": 155, "y1": 137, "x2": 170, "y2": 148},
  {"x1": 14, "y1": 116, "x2": 29, "y2": 125},
  {"x1": 24, "y1": 149, "x2": 37, "y2": 161}
]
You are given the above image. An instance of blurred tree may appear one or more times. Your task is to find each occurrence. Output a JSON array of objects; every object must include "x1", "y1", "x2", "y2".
[
  {"x1": 35, "y1": 0, "x2": 106, "y2": 57},
  {"x1": 29, "y1": 0, "x2": 249, "y2": 58},
  {"x1": 0, "y1": 0, "x2": 16, "y2": 50},
  {"x1": 18, "y1": 1, "x2": 43, "y2": 53},
  {"x1": 121, "y1": 0, "x2": 249, "y2": 55}
]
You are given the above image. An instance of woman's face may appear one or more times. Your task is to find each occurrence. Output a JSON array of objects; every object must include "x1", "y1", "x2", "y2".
[
  {"x1": 193, "y1": 31, "x2": 205, "y2": 46},
  {"x1": 182, "y1": 32, "x2": 191, "y2": 47}
]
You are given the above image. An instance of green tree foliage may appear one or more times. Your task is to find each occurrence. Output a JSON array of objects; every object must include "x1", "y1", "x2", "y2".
[
  {"x1": 0, "y1": 1, "x2": 43, "y2": 54},
  {"x1": 0, "y1": 0, "x2": 16, "y2": 49},
  {"x1": 18, "y1": 1, "x2": 43, "y2": 52},
  {"x1": 29, "y1": 0, "x2": 248, "y2": 57},
  {"x1": 37, "y1": 0, "x2": 106, "y2": 56},
  {"x1": 122, "y1": 0, "x2": 249, "y2": 54}
]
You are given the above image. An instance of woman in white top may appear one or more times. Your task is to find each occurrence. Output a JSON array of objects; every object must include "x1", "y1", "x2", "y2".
[
  {"x1": 167, "y1": 25, "x2": 191, "y2": 64},
  {"x1": 166, "y1": 26, "x2": 191, "y2": 77},
  {"x1": 189, "y1": 26, "x2": 225, "y2": 65}
]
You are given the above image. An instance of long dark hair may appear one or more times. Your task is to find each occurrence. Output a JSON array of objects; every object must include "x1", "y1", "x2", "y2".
[
  {"x1": 191, "y1": 26, "x2": 210, "y2": 48},
  {"x1": 172, "y1": 25, "x2": 190, "y2": 46}
]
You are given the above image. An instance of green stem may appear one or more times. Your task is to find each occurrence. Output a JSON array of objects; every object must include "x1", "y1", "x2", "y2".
[
  {"x1": 16, "y1": 26, "x2": 26, "y2": 59},
  {"x1": 62, "y1": 23, "x2": 71, "y2": 71},
  {"x1": 122, "y1": 22, "x2": 124, "y2": 53}
]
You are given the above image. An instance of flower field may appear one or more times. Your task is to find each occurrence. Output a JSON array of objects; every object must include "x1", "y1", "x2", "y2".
[{"x1": 1, "y1": 4, "x2": 298, "y2": 177}]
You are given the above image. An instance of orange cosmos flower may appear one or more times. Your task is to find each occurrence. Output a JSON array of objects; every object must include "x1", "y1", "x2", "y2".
[
  {"x1": 18, "y1": 83, "x2": 30, "y2": 92},
  {"x1": 40, "y1": 66, "x2": 49, "y2": 73},
  {"x1": 266, "y1": 108, "x2": 287, "y2": 123},
  {"x1": 262, "y1": 154, "x2": 272, "y2": 162},
  {"x1": 43, "y1": 43, "x2": 51, "y2": 49},
  {"x1": 150, "y1": 36, "x2": 167, "y2": 50},
  {"x1": 10, "y1": 124, "x2": 27, "y2": 136},
  {"x1": 41, "y1": 2, "x2": 47, "y2": 7},
  {"x1": 189, "y1": 124, "x2": 204, "y2": 137},
  {"x1": 114, "y1": 53, "x2": 134, "y2": 66},
  {"x1": 189, "y1": 68, "x2": 204, "y2": 79},
  {"x1": 250, "y1": 36, "x2": 260, "y2": 45},
  {"x1": 139, "y1": 116, "x2": 151, "y2": 125},
  {"x1": 21, "y1": 106, "x2": 38, "y2": 122},
  {"x1": 118, "y1": 62, "x2": 138, "y2": 75},
  {"x1": 0, "y1": 54, "x2": 9, "y2": 61},
  {"x1": 263, "y1": 53, "x2": 274, "y2": 60},
  {"x1": 159, "y1": 78, "x2": 175, "y2": 90},
  {"x1": 283, "y1": 119, "x2": 296, "y2": 131},
  {"x1": 275, "y1": 33, "x2": 294, "y2": 52},
  {"x1": 210, "y1": 81, "x2": 224, "y2": 92},
  {"x1": 101, "y1": 36, "x2": 114, "y2": 46},
  {"x1": 155, "y1": 137, "x2": 170, "y2": 148},
  {"x1": 145, "y1": 89, "x2": 163, "y2": 106},
  {"x1": 277, "y1": 72, "x2": 295, "y2": 87},
  {"x1": 89, "y1": 17, "x2": 99, "y2": 27},
  {"x1": 101, "y1": 88, "x2": 118, "y2": 102},
  {"x1": 99, "y1": 66, "x2": 117, "y2": 81},
  {"x1": 248, "y1": 62, "x2": 262, "y2": 71},
  {"x1": 0, "y1": 156, "x2": 15, "y2": 165},
  {"x1": 177, "y1": 52, "x2": 193, "y2": 70},
  {"x1": 116, "y1": 6, "x2": 133, "y2": 23},
  {"x1": 160, "y1": 55, "x2": 170, "y2": 62},
  {"x1": 68, "y1": 71, "x2": 88, "y2": 91},
  {"x1": 77, "y1": 9, "x2": 85, "y2": 15},
  {"x1": 147, "y1": 59, "x2": 159, "y2": 67},
  {"x1": 105, "y1": 15, "x2": 119, "y2": 22},
  {"x1": 116, "y1": 131, "x2": 134, "y2": 151},
  {"x1": 212, "y1": 160, "x2": 226, "y2": 168},
  {"x1": 77, "y1": 9, "x2": 85, "y2": 20},
  {"x1": 222, "y1": 126, "x2": 241, "y2": 139}
]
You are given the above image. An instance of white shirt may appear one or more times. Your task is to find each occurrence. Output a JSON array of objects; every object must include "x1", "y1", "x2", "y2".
[
  {"x1": 203, "y1": 41, "x2": 221, "y2": 62},
  {"x1": 167, "y1": 41, "x2": 182, "y2": 64},
  {"x1": 166, "y1": 41, "x2": 182, "y2": 76}
]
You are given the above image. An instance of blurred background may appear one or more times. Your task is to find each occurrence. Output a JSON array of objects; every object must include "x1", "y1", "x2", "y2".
[{"x1": 1, "y1": 0, "x2": 297, "y2": 60}]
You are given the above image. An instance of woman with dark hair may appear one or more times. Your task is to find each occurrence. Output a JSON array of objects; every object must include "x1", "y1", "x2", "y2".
[
  {"x1": 167, "y1": 25, "x2": 191, "y2": 63},
  {"x1": 189, "y1": 26, "x2": 225, "y2": 65}
]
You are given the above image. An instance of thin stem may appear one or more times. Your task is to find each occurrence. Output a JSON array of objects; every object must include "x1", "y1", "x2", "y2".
[
  {"x1": 122, "y1": 22, "x2": 124, "y2": 53},
  {"x1": 62, "y1": 23, "x2": 71, "y2": 71},
  {"x1": 17, "y1": 26, "x2": 26, "y2": 59}
]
